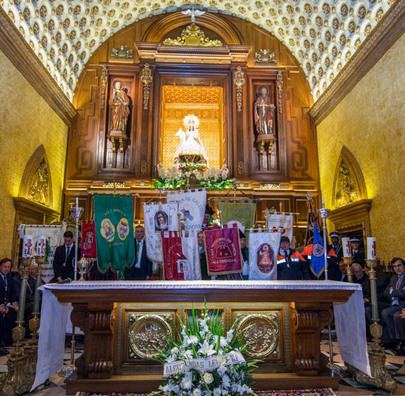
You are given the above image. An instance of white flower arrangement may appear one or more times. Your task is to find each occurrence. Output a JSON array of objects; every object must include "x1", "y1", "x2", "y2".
[{"x1": 152, "y1": 307, "x2": 259, "y2": 396}]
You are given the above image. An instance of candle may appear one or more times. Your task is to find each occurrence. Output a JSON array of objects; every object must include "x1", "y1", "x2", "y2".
[
  {"x1": 367, "y1": 237, "x2": 376, "y2": 260},
  {"x1": 342, "y1": 237, "x2": 351, "y2": 258},
  {"x1": 33, "y1": 261, "x2": 41, "y2": 314},
  {"x1": 322, "y1": 197, "x2": 325, "y2": 208}
]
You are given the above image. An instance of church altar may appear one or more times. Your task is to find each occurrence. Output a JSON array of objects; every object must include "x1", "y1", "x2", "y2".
[{"x1": 33, "y1": 280, "x2": 369, "y2": 393}]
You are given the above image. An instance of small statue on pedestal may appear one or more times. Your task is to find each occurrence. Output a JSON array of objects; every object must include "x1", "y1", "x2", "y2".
[
  {"x1": 254, "y1": 86, "x2": 276, "y2": 155},
  {"x1": 108, "y1": 81, "x2": 131, "y2": 153}
]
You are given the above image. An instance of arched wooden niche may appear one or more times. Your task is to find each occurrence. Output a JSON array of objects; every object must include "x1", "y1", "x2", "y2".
[
  {"x1": 332, "y1": 146, "x2": 367, "y2": 209},
  {"x1": 19, "y1": 145, "x2": 53, "y2": 208}
]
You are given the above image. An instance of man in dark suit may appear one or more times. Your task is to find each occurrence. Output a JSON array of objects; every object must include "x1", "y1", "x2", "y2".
[
  {"x1": 125, "y1": 226, "x2": 152, "y2": 280},
  {"x1": 0, "y1": 258, "x2": 19, "y2": 354},
  {"x1": 381, "y1": 257, "x2": 405, "y2": 349},
  {"x1": 198, "y1": 231, "x2": 210, "y2": 280},
  {"x1": 53, "y1": 231, "x2": 81, "y2": 282}
]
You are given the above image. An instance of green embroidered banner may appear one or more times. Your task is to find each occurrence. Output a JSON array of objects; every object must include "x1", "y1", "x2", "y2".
[
  {"x1": 94, "y1": 194, "x2": 135, "y2": 277},
  {"x1": 217, "y1": 200, "x2": 256, "y2": 230}
]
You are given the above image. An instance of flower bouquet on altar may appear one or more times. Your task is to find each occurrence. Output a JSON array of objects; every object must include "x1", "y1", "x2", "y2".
[{"x1": 152, "y1": 307, "x2": 260, "y2": 396}]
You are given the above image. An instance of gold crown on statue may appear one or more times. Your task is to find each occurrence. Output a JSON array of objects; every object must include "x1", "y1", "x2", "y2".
[{"x1": 183, "y1": 114, "x2": 200, "y2": 129}]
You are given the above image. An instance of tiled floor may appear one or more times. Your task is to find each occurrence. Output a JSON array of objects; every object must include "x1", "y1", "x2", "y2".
[{"x1": 2, "y1": 342, "x2": 405, "y2": 395}]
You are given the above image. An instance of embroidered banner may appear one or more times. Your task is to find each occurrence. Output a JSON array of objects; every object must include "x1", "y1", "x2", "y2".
[
  {"x1": 143, "y1": 202, "x2": 179, "y2": 263},
  {"x1": 18, "y1": 224, "x2": 65, "y2": 282},
  {"x1": 217, "y1": 200, "x2": 256, "y2": 230},
  {"x1": 161, "y1": 231, "x2": 190, "y2": 280},
  {"x1": 167, "y1": 189, "x2": 206, "y2": 232},
  {"x1": 205, "y1": 225, "x2": 242, "y2": 275},
  {"x1": 81, "y1": 221, "x2": 97, "y2": 259},
  {"x1": 94, "y1": 194, "x2": 135, "y2": 277},
  {"x1": 181, "y1": 231, "x2": 201, "y2": 280},
  {"x1": 249, "y1": 231, "x2": 280, "y2": 280},
  {"x1": 310, "y1": 222, "x2": 325, "y2": 278},
  {"x1": 266, "y1": 213, "x2": 293, "y2": 242}
]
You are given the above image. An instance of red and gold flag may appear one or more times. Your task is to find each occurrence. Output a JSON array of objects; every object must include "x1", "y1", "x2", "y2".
[
  {"x1": 205, "y1": 225, "x2": 242, "y2": 276},
  {"x1": 81, "y1": 220, "x2": 97, "y2": 258},
  {"x1": 161, "y1": 231, "x2": 187, "y2": 281}
]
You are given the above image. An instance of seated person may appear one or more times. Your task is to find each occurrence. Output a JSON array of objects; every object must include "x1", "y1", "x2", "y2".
[
  {"x1": 337, "y1": 259, "x2": 348, "y2": 282},
  {"x1": 352, "y1": 263, "x2": 371, "y2": 337},
  {"x1": 0, "y1": 258, "x2": 19, "y2": 354},
  {"x1": 381, "y1": 257, "x2": 405, "y2": 350},
  {"x1": 393, "y1": 308, "x2": 405, "y2": 355},
  {"x1": 277, "y1": 236, "x2": 309, "y2": 280}
]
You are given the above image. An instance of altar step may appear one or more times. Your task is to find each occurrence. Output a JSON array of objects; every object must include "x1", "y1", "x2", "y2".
[{"x1": 67, "y1": 371, "x2": 339, "y2": 394}]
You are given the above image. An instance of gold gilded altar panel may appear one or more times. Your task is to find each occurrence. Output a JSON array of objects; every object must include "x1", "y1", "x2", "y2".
[
  {"x1": 115, "y1": 302, "x2": 291, "y2": 372},
  {"x1": 160, "y1": 85, "x2": 224, "y2": 169}
]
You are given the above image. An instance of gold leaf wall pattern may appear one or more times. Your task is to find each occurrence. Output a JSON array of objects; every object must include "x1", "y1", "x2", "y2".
[{"x1": 1, "y1": 0, "x2": 392, "y2": 101}]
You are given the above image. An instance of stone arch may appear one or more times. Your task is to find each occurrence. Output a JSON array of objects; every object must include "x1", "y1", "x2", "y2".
[
  {"x1": 19, "y1": 145, "x2": 53, "y2": 207},
  {"x1": 332, "y1": 146, "x2": 367, "y2": 209}
]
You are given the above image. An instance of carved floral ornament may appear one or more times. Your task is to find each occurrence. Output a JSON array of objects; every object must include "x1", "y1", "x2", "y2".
[
  {"x1": 1, "y1": 1, "x2": 392, "y2": 101},
  {"x1": 163, "y1": 23, "x2": 222, "y2": 47}
]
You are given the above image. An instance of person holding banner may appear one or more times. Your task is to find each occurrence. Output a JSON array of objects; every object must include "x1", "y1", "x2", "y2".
[
  {"x1": 350, "y1": 236, "x2": 366, "y2": 267},
  {"x1": 198, "y1": 232, "x2": 210, "y2": 280},
  {"x1": 277, "y1": 236, "x2": 309, "y2": 280}
]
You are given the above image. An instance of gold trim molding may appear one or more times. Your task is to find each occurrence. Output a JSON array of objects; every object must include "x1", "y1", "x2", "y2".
[
  {"x1": 309, "y1": 1, "x2": 405, "y2": 125},
  {"x1": 0, "y1": 8, "x2": 76, "y2": 126}
]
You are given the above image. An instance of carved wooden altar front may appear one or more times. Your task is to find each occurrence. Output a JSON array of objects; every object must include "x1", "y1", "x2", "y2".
[
  {"x1": 65, "y1": 12, "x2": 319, "y2": 246},
  {"x1": 46, "y1": 281, "x2": 355, "y2": 393}
]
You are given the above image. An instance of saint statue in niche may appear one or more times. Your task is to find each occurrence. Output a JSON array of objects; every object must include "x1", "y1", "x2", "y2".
[
  {"x1": 174, "y1": 114, "x2": 209, "y2": 166},
  {"x1": 254, "y1": 86, "x2": 276, "y2": 136},
  {"x1": 108, "y1": 81, "x2": 131, "y2": 152}
]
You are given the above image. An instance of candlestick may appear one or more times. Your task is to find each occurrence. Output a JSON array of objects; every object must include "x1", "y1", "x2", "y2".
[
  {"x1": 367, "y1": 237, "x2": 376, "y2": 260},
  {"x1": 342, "y1": 237, "x2": 351, "y2": 258}
]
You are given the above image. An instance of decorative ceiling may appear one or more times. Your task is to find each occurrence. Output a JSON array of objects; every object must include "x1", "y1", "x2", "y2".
[{"x1": 1, "y1": 0, "x2": 393, "y2": 102}]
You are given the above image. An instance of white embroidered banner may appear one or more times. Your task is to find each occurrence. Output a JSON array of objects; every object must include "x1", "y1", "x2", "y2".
[
  {"x1": 143, "y1": 202, "x2": 179, "y2": 262},
  {"x1": 266, "y1": 213, "x2": 293, "y2": 242},
  {"x1": 18, "y1": 224, "x2": 65, "y2": 283},
  {"x1": 167, "y1": 189, "x2": 206, "y2": 232},
  {"x1": 248, "y1": 232, "x2": 280, "y2": 280},
  {"x1": 181, "y1": 231, "x2": 201, "y2": 280}
]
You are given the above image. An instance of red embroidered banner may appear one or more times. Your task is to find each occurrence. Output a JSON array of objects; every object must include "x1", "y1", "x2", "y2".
[
  {"x1": 81, "y1": 221, "x2": 97, "y2": 258},
  {"x1": 161, "y1": 231, "x2": 186, "y2": 281},
  {"x1": 205, "y1": 225, "x2": 242, "y2": 275}
]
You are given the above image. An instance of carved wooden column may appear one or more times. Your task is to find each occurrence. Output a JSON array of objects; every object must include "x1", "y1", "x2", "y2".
[
  {"x1": 292, "y1": 303, "x2": 333, "y2": 375},
  {"x1": 71, "y1": 302, "x2": 114, "y2": 379}
]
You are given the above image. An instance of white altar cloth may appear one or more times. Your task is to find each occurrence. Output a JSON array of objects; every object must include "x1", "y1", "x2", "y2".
[{"x1": 32, "y1": 280, "x2": 370, "y2": 390}]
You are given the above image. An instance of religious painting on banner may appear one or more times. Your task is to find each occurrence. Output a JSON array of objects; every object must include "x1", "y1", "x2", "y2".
[
  {"x1": 249, "y1": 231, "x2": 280, "y2": 280},
  {"x1": 217, "y1": 200, "x2": 256, "y2": 231},
  {"x1": 94, "y1": 194, "x2": 134, "y2": 277},
  {"x1": 81, "y1": 221, "x2": 97, "y2": 258},
  {"x1": 167, "y1": 189, "x2": 207, "y2": 232},
  {"x1": 266, "y1": 213, "x2": 293, "y2": 242},
  {"x1": 143, "y1": 202, "x2": 179, "y2": 263},
  {"x1": 204, "y1": 225, "x2": 242, "y2": 276},
  {"x1": 161, "y1": 231, "x2": 192, "y2": 280}
]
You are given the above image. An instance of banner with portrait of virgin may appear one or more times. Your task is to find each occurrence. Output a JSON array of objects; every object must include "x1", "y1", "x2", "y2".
[
  {"x1": 143, "y1": 202, "x2": 179, "y2": 262},
  {"x1": 248, "y1": 231, "x2": 280, "y2": 280}
]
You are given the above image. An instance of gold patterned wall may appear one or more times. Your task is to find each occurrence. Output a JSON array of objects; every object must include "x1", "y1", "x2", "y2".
[
  {"x1": 0, "y1": 49, "x2": 68, "y2": 257},
  {"x1": 317, "y1": 32, "x2": 405, "y2": 260},
  {"x1": 160, "y1": 86, "x2": 223, "y2": 169}
]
